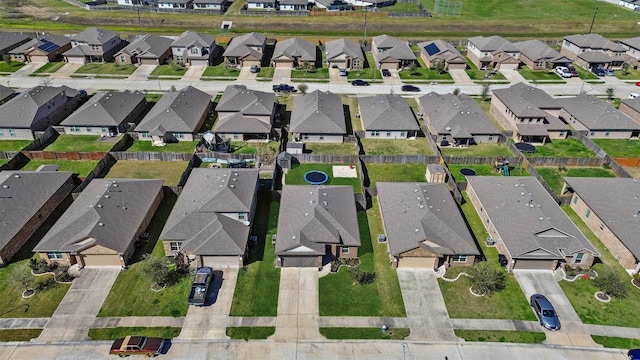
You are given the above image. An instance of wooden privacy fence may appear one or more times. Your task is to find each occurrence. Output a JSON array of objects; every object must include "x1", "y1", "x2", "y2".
[
  {"x1": 110, "y1": 152, "x2": 194, "y2": 161},
  {"x1": 21, "y1": 151, "x2": 107, "y2": 161},
  {"x1": 525, "y1": 157, "x2": 604, "y2": 167}
]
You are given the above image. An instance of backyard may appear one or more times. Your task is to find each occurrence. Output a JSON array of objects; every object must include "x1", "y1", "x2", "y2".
[
  {"x1": 525, "y1": 138, "x2": 594, "y2": 158},
  {"x1": 284, "y1": 163, "x2": 362, "y2": 193},
  {"x1": 360, "y1": 138, "x2": 433, "y2": 155},
  {"x1": 303, "y1": 142, "x2": 356, "y2": 156},
  {"x1": 365, "y1": 163, "x2": 426, "y2": 188},
  {"x1": 20, "y1": 160, "x2": 98, "y2": 177},
  {"x1": 440, "y1": 143, "x2": 513, "y2": 157},
  {"x1": 447, "y1": 164, "x2": 529, "y2": 183},
  {"x1": 0, "y1": 140, "x2": 33, "y2": 151},
  {"x1": 127, "y1": 140, "x2": 198, "y2": 153},
  {"x1": 45, "y1": 135, "x2": 121, "y2": 152},
  {"x1": 105, "y1": 160, "x2": 188, "y2": 187},
  {"x1": 536, "y1": 166, "x2": 616, "y2": 194},
  {"x1": 231, "y1": 141, "x2": 280, "y2": 156},
  {"x1": 592, "y1": 138, "x2": 640, "y2": 158}
]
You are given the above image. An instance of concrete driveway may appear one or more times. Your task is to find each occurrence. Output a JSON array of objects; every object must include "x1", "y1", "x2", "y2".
[
  {"x1": 449, "y1": 69, "x2": 474, "y2": 85},
  {"x1": 273, "y1": 67, "x2": 291, "y2": 83},
  {"x1": 272, "y1": 267, "x2": 321, "y2": 341},
  {"x1": 499, "y1": 69, "x2": 528, "y2": 84},
  {"x1": 13, "y1": 62, "x2": 43, "y2": 77},
  {"x1": 49, "y1": 63, "x2": 83, "y2": 79},
  {"x1": 513, "y1": 270, "x2": 600, "y2": 347},
  {"x1": 128, "y1": 64, "x2": 157, "y2": 80},
  {"x1": 237, "y1": 66, "x2": 257, "y2": 82},
  {"x1": 382, "y1": 69, "x2": 402, "y2": 85}
]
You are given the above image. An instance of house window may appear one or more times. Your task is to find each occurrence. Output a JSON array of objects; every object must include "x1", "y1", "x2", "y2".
[
  {"x1": 238, "y1": 212, "x2": 245, "y2": 220},
  {"x1": 175, "y1": 133, "x2": 184, "y2": 139},
  {"x1": 400, "y1": 131, "x2": 406, "y2": 137},
  {"x1": 91, "y1": 45, "x2": 99, "y2": 51},
  {"x1": 176, "y1": 56, "x2": 184, "y2": 61},
  {"x1": 488, "y1": 135, "x2": 493, "y2": 141},
  {"x1": 319, "y1": 135, "x2": 324, "y2": 140},
  {"x1": 599, "y1": 223, "x2": 605, "y2": 231},
  {"x1": 140, "y1": 132, "x2": 149, "y2": 138},
  {"x1": 86, "y1": 127, "x2": 92, "y2": 132},
  {"x1": 233, "y1": 133, "x2": 239, "y2": 139},
  {"x1": 573, "y1": 195, "x2": 578, "y2": 205},
  {"x1": 371, "y1": 130, "x2": 380, "y2": 137},
  {"x1": 605, "y1": 130, "x2": 610, "y2": 137},
  {"x1": 303, "y1": 134, "x2": 309, "y2": 140},
  {"x1": 353, "y1": 60, "x2": 360, "y2": 68},
  {"x1": 386, "y1": 131, "x2": 391, "y2": 137},
  {"x1": 559, "y1": 130, "x2": 565, "y2": 136},
  {"x1": 191, "y1": 48, "x2": 198, "y2": 54},
  {"x1": 70, "y1": 126, "x2": 80, "y2": 133},
  {"x1": 120, "y1": 56, "x2": 125, "y2": 62},
  {"x1": 9, "y1": 130, "x2": 15, "y2": 137},
  {"x1": 590, "y1": 131, "x2": 595, "y2": 136},
  {"x1": 170, "y1": 242, "x2": 182, "y2": 252},
  {"x1": 341, "y1": 246, "x2": 349, "y2": 254},
  {"x1": 0, "y1": 129, "x2": 3, "y2": 136},
  {"x1": 585, "y1": 209, "x2": 591, "y2": 218},
  {"x1": 46, "y1": 252, "x2": 63, "y2": 260},
  {"x1": 452, "y1": 254, "x2": 467, "y2": 262},
  {"x1": 101, "y1": 127, "x2": 108, "y2": 133},
  {"x1": 575, "y1": 253, "x2": 585, "y2": 264}
]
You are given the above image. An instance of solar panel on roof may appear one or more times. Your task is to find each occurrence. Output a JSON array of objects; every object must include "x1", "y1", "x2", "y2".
[
  {"x1": 424, "y1": 43, "x2": 440, "y2": 56},
  {"x1": 38, "y1": 40, "x2": 60, "y2": 53}
]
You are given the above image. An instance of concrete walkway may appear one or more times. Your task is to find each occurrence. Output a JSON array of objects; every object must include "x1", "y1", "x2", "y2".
[
  {"x1": 0, "y1": 318, "x2": 48, "y2": 329},
  {"x1": 35, "y1": 267, "x2": 120, "y2": 342},
  {"x1": 271, "y1": 267, "x2": 321, "y2": 341},
  {"x1": 91, "y1": 316, "x2": 184, "y2": 328},
  {"x1": 397, "y1": 268, "x2": 458, "y2": 341}
]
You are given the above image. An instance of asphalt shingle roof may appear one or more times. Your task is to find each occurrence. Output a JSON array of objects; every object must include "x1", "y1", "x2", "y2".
[
  {"x1": 325, "y1": 38, "x2": 364, "y2": 62},
  {"x1": 290, "y1": 90, "x2": 346, "y2": 135},
  {"x1": 419, "y1": 92, "x2": 500, "y2": 136},
  {"x1": 620, "y1": 36, "x2": 640, "y2": 50},
  {"x1": 0, "y1": 86, "x2": 79, "y2": 129},
  {"x1": 116, "y1": 34, "x2": 173, "y2": 59},
  {"x1": 213, "y1": 85, "x2": 274, "y2": 134},
  {"x1": 468, "y1": 35, "x2": 519, "y2": 54},
  {"x1": 557, "y1": 95, "x2": 640, "y2": 131},
  {"x1": 136, "y1": 86, "x2": 211, "y2": 133},
  {"x1": 417, "y1": 40, "x2": 466, "y2": 64},
  {"x1": 512, "y1": 39, "x2": 569, "y2": 63},
  {"x1": 359, "y1": 95, "x2": 419, "y2": 131},
  {"x1": 61, "y1": 90, "x2": 145, "y2": 127},
  {"x1": 9, "y1": 34, "x2": 69, "y2": 55},
  {"x1": 563, "y1": 33, "x2": 626, "y2": 52},
  {"x1": 70, "y1": 27, "x2": 120, "y2": 46},
  {"x1": 0, "y1": 32, "x2": 31, "y2": 52},
  {"x1": 222, "y1": 32, "x2": 266, "y2": 59},
  {"x1": 272, "y1": 37, "x2": 316, "y2": 62},
  {"x1": 170, "y1": 30, "x2": 216, "y2": 48},
  {"x1": 372, "y1": 34, "x2": 416, "y2": 62}
]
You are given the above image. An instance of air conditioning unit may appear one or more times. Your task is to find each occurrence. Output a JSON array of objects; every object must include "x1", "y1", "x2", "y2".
[{"x1": 486, "y1": 237, "x2": 495, "y2": 245}]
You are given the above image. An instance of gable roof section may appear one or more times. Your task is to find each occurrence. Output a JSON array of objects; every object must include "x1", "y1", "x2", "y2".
[
  {"x1": 578, "y1": 51, "x2": 612, "y2": 63},
  {"x1": 276, "y1": 185, "x2": 360, "y2": 256},
  {"x1": 9, "y1": 34, "x2": 69, "y2": 55},
  {"x1": 222, "y1": 32, "x2": 266, "y2": 60},
  {"x1": 61, "y1": 90, "x2": 145, "y2": 127},
  {"x1": 0, "y1": 84, "x2": 14, "y2": 102},
  {"x1": 0, "y1": 170, "x2": 74, "y2": 251},
  {"x1": 557, "y1": 95, "x2": 640, "y2": 131},
  {"x1": 491, "y1": 83, "x2": 568, "y2": 132},
  {"x1": 417, "y1": 40, "x2": 466, "y2": 64},
  {"x1": 620, "y1": 37, "x2": 640, "y2": 51},
  {"x1": 325, "y1": 38, "x2": 364, "y2": 61},
  {"x1": 34, "y1": 178, "x2": 164, "y2": 254},
  {"x1": 512, "y1": 39, "x2": 570, "y2": 63},
  {"x1": 468, "y1": 35, "x2": 519, "y2": 54},
  {"x1": 372, "y1": 34, "x2": 416, "y2": 62},
  {"x1": 70, "y1": 27, "x2": 120, "y2": 46},
  {"x1": 563, "y1": 33, "x2": 625, "y2": 52},
  {"x1": 213, "y1": 85, "x2": 274, "y2": 134},
  {"x1": 359, "y1": 95, "x2": 419, "y2": 131},
  {"x1": 0, "y1": 32, "x2": 31, "y2": 51},
  {"x1": 171, "y1": 30, "x2": 216, "y2": 49},
  {"x1": 377, "y1": 182, "x2": 479, "y2": 257},
  {"x1": 116, "y1": 34, "x2": 173, "y2": 59},
  {"x1": 0, "y1": 86, "x2": 78, "y2": 128},
  {"x1": 290, "y1": 90, "x2": 346, "y2": 135},
  {"x1": 136, "y1": 86, "x2": 211, "y2": 133},
  {"x1": 418, "y1": 92, "x2": 500, "y2": 136},
  {"x1": 272, "y1": 37, "x2": 316, "y2": 62},
  {"x1": 466, "y1": 176, "x2": 597, "y2": 259}
]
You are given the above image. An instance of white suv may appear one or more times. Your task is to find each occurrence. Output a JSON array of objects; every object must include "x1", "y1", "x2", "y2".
[{"x1": 555, "y1": 66, "x2": 572, "y2": 78}]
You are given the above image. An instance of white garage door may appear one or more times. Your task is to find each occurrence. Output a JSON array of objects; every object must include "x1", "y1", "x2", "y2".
[
  {"x1": 243, "y1": 60, "x2": 260, "y2": 67},
  {"x1": 190, "y1": 59, "x2": 209, "y2": 67},
  {"x1": 282, "y1": 256, "x2": 317, "y2": 267},
  {"x1": 398, "y1": 257, "x2": 436, "y2": 269},
  {"x1": 201, "y1": 255, "x2": 240, "y2": 268},
  {"x1": 513, "y1": 259, "x2": 555, "y2": 270},
  {"x1": 80, "y1": 254, "x2": 121, "y2": 266},
  {"x1": 274, "y1": 61, "x2": 293, "y2": 69},
  {"x1": 66, "y1": 56, "x2": 85, "y2": 65},
  {"x1": 499, "y1": 63, "x2": 519, "y2": 71}
]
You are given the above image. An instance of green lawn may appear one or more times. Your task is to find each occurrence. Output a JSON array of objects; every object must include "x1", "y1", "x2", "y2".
[
  {"x1": 45, "y1": 135, "x2": 119, "y2": 152},
  {"x1": 88, "y1": 327, "x2": 182, "y2": 340},
  {"x1": 440, "y1": 143, "x2": 513, "y2": 157},
  {"x1": 361, "y1": 138, "x2": 433, "y2": 155},
  {"x1": 574, "y1": 65, "x2": 600, "y2": 81},
  {"x1": 592, "y1": 138, "x2": 640, "y2": 158},
  {"x1": 20, "y1": 160, "x2": 98, "y2": 177},
  {"x1": 455, "y1": 330, "x2": 545, "y2": 343},
  {"x1": 127, "y1": 140, "x2": 197, "y2": 153},
  {"x1": 0, "y1": 140, "x2": 32, "y2": 151},
  {"x1": 460, "y1": 192, "x2": 495, "y2": 262},
  {"x1": 291, "y1": 68, "x2": 329, "y2": 80},
  {"x1": 256, "y1": 67, "x2": 274, "y2": 79},
  {"x1": 226, "y1": 327, "x2": 275, "y2": 340},
  {"x1": 0, "y1": 61, "x2": 24, "y2": 72},
  {"x1": 615, "y1": 68, "x2": 640, "y2": 80},
  {"x1": 592, "y1": 335, "x2": 640, "y2": 349},
  {"x1": 518, "y1": 68, "x2": 563, "y2": 81},
  {"x1": 303, "y1": 143, "x2": 356, "y2": 155},
  {"x1": 447, "y1": 164, "x2": 529, "y2": 183},
  {"x1": 74, "y1": 63, "x2": 136, "y2": 75},
  {"x1": 464, "y1": 58, "x2": 507, "y2": 81},
  {"x1": 231, "y1": 141, "x2": 280, "y2": 155},
  {"x1": 526, "y1": 138, "x2": 594, "y2": 158},
  {"x1": 150, "y1": 64, "x2": 187, "y2": 77},
  {"x1": 536, "y1": 167, "x2": 616, "y2": 194},
  {"x1": 0, "y1": 329, "x2": 43, "y2": 342},
  {"x1": 399, "y1": 68, "x2": 453, "y2": 81},
  {"x1": 366, "y1": 163, "x2": 426, "y2": 188},
  {"x1": 319, "y1": 206, "x2": 405, "y2": 317},
  {"x1": 202, "y1": 64, "x2": 240, "y2": 78},
  {"x1": 284, "y1": 163, "x2": 362, "y2": 193},
  {"x1": 32, "y1": 62, "x2": 65, "y2": 74},
  {"x1": 381, "y1": 1, "x2": 422, "y2": 11},
  {"x1": 230, "y1": 201, "x2": 280, "y2": 316},
  {"x1": 320, "y1": 327, "x2": 410, "y2": 340},
  {"x1": 105, "y1": 160, "x2": 188, "y2": 187}
]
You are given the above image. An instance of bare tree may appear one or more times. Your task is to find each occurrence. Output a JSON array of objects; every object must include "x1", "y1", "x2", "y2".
[
  {"x1": 11, "y1": 263, "x2": 34, "y2": 293},
  {"x1": 481, "y1": 84, "x2": 491, "y2": 101}
]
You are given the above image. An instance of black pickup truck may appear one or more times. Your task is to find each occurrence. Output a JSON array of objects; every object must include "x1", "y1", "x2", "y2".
[{"x1": 188, "y1": 266, "x2": 214, "y2": 306}]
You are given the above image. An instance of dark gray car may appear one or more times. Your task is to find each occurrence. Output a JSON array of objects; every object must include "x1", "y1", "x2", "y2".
[{"x1": 530, "y1": 294, "x2": 561, "y2": 331}]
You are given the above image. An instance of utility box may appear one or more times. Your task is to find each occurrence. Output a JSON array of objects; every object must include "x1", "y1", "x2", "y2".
[{"x1": 426, "y1": 164, "x2": 446, "y2": 183}]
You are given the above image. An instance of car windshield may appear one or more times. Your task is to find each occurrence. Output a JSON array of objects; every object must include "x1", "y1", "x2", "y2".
[{"x1": 542, "y1": 309, "x2": 556, "y2": 317}]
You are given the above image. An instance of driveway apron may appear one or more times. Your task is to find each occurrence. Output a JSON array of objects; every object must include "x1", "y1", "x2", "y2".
[
  {"x1": 498, "y1": 69, "x2": 528, "y2": 84},
  {"x1": 448, "y1": 69, "x2": 474, "y2": 85},
  {"x1": 36, "y1": 267, "x2": 120, "y2": 342},
  {"x1": 272, "y1": 267, "x2": 321, "y2": 341},
  {"x1": 397, "y1": 268, "x2": 458, "y2": 341},
  {"x1": 272, "y1": 68, "x2": 292, "y2": 83},
  {"x1": 181, "y1": 66, "x2": 206, "y2": 82},
  {"x1": 128, "y1": 64, "x2": 157, "y2": 81}
]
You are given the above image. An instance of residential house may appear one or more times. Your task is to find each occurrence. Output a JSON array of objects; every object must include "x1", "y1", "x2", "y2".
[
  {"x1": 620, "y1": 36, "x2": 640, "y2": 68},
  {"x1": 135, "y1": 86, "x2": 212, "y2": 144},
  {"x1": 63, "y1": 27, "x2": 126, "y2": 64},
  {"x1": 158, "y1": 0, "x2": 192, "y2": 8},
  {"x1": 160, "y1": 168, "x2": 259, "y2": 267},
  {"x1": 222, "y1": 32, "x2": 267, "y2": 68},
  {"x1": 170, "y1": 31, "x2": 218, "y2": 67},
  {"x1": 314, "y1": 0, "x2": 352, "y2": 11},
  {"x1": 377, "y1": 182, "x2": 480, "y2": 269},
  {"x1": 371, "y1": 34, "x2": 416, "y2": 70},
  {"x1": 348, "y1": 0, "x2": 396, "y2": 7},
  {"x1": 114, "y1": 34, "x2": 173, "y2": 65},
  {"x1": 0, "y1": 85, "x2": 15, "y2": 105},
  {"x1": 565, "y1": 178, "x2": 640, "y2": 272},
  {"x1": 358, "y1": 95, "x2": 419, "y2": 138},
  {"x1": 490, "y1": 82, "x2": 570, "y2": 144},
  {"x1": 325, "y1": 38, "x2": 365, "y2": 70},
  {"x1": 418, "y1": 92, "x2": 501, "y2": 146},
  {"x1": 619, "y1": 0, "x2": 640, "y2": 10},
  {"x1": 0, "y1": 169, "x2": 75, "y2": 266},
  {"x1": 34, "y1": 178, "x2": 164, "y2": 267},
  {"x1": 560, "y1": 33, "x2": 626, "y2": 70},
  {"x1": 271, "y1": 37, "x2": 317, "y2": 68},
  {"x1": 557, "y1": 95, "x2": 640, "y2": 138},
  {"x1": 247, "y1": 0, "x2": 276, "y2": 10},
  {"x1": 275, "y1": 185, "x2": 360, "y2": 268},
  {"x1": 0, "y1": 86, "x2": 86, "y2": 140},
  {"x1": 61, "y1": 90, "x2": 147, "y2": 136},
  {"x1": 0, "y1": 32, "x2": 31, "y2": 57},
  {"x1": 290, "y1": 90, "x2": 346, "y2": 143},
  {"x1": 213, "y1": 84, "x2": 276, "y2": 141},
  {"x1": 466, "y1": 176, "x2": 598, "y2": 270},
  {"x1": 417, "y1": 40, "x2": 466, "y2": 70},
  {"x1": 9, "y1": 34, "x2": 70, "y2": 63},
  {"x1": 619, "y1": 97, "x2": 640, "y2": 124},
  {"x1": 512, "y1": 39, "x2": 572, "y2": 70},
  {"x1": 466, "y1": 35, "x2": 520, "y2": 70},
  {"x1": 192, "y1": 0, "x2": 228, "y2": 10},
  {"x1": 279, "y1": 0, "x2": 309, "y2": 10}
]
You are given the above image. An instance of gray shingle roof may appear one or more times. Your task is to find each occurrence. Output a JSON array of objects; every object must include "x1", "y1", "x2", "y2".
[
  {"x1": 290, "y1": 90, "x2": 346, "y2": 135},
  {"x1": 468, "y1": 35, "x2": 519, "y2": 54},
  {"x1": 222, "y1": 32, "x2": 266, "y2": 59},
  {"x1": 136, "y1": 86, "x2": 212, "y2": 133},
  {"x1": 578, "y1": 51, "x2": 612, "y2": 63},
  {"x1": 279, "y1": 0, "x2": 308, "y2": 5},
  {"x1": 325, "y1": 38, "x2": 364, "y2": 62},
  {"x1": 34, "y1": 178, "x2": 164, "y2": 253},
  {"x1": 170, "y1": 30, "x2": 216, "y2": 48},
  {"x1": 512, "y1": 39, "x2": 569, "y2": 63},
  {"x1": 61, "y1": 90, "x2": 145, "y2": 127},
  {"x1": 272, "y1": 37, "x2": 316, "y2": 62},
  {"x1": 359, "y1": 95, "x2": 419, "y2": 131},
  {"x1": 70, "y1": 27, "x2": 120, "y2": 46},
  {"x1": 417, "y1": 40, "x2": 466, "y2": 64},
  {"x1": 0, "y1": 32, "x2": 31, "y2": 52},
  {"x1": 620, "y1": 36, "x2": 640, "y2": 51},
  {"x1": 564, "y1": 177, "x2": 640, "y2": 260},
  {"x1": 418, "y1": 92, "x2": 500, "y2": 136},
  {"x1": 557, "y1": 95, "x2": 640, "y2": 131},
  {"x1": 0, "y1": 85, "x2": 15, "y2": 102},
  {"x1": 276, "y1": 185, "x2": 360, "y2": 256},
  {"x1": 563, "y1": 33, "x2": 626, "y2": 52},
  {"x1": 213, "y1": 85, "x2": 274, "y2": 134},
  {"x1": 377, "y1": 182, "x2": 479, "y2": 257},
  {"x1": 0, "y1": 86, "x2": 79, "y2": 129},
  {"x1": 0, "y1": 170, "x2": 74, "y2": 251},
  {"x1": 161, "y1": 168, "x2": 258, "y2": 256},
  {"x1": 620, "y1": 97, "x2": 640, "y2": 113},
  {"x1": 116, "y1": 34, "x2": 173, "y2": 59},
  {"x1": 9, "y1": 34, "x2": 69, "y2": 55},
  {"x1": 467, "y1": 176, "x2": 597, "y2": 259},
  {"x1": 372, "y1": 34, "x2": 416, "y2": 62}
]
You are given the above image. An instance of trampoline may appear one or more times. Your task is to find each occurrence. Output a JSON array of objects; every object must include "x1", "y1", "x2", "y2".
[
  {"x1": 304, "y1": 170, "x2": 329, "y2": 185},
  {"x1": 515, "y1": 142, "x2": 536, "y2": 153},
  {"x1": 459, "y1": 168, "x2": 477, "y2": 176}
]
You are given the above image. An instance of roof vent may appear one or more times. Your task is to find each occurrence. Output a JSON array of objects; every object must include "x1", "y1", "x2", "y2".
[
  {"x1": 415, "y1": 228, "x2": 420, "y2": 232},
  {"x1": 539, "y1": 216, "x2": 544, "y2": 221},
  {"x1": 104, "y1": 195, "x2": 110, "y2": 198},
  {"x1": 14, "y1": 175, "x2": 20, "y2": 179},
  {"x1": 98, "y1": 222, "x2": 105, "y2": 226},
  {"x1": 97, "y1": 204, "x2": 103, "y2": 208},
  {"x1": 2, "y1": 185, "x2": 8, "y2": 189},
  {"x1": 230, "y1": 184, "x2": 235, "y2": 188}
]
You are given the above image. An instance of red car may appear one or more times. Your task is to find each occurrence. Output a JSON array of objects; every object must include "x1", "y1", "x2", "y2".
[{"x1": 110, "y1": 336, "x2": 165, "y2": 357}]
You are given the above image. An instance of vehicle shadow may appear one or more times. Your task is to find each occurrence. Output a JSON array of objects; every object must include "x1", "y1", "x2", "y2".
[
  {"x1": 160, "y1": 339, "x2": 172, "y2": 355},
  {"x1": 205, "y1": 270, "x2": 224, "y2": 306}
]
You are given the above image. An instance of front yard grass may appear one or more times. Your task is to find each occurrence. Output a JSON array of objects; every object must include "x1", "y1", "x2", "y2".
[
  {"x1": 74, "y1": 63, "x2": 136, "y2": 75},
  {"x1": 592, "y1": 138, "x2": 640, "y2": 158},
  {"x1": 20, "y1": 160, "x2": 98, "y2": 177},
  {"x1": 455, "y1": 330, "x2": 545, "y2": 343},
  {"x1": 127, "y1": 140, "x2": 197, "y2": 153},
  {"x1": 319, "y1": 204, "x2": 405, "y2": 317},
  {"x1": 88, "y1": 327, "x2": 182, "y2": 340},
  {"x1": 361, "y1": 138, "x2": 433, "y2": 155},
  {"x1": 592, "y1": 335, "x2": 640, "y2": 349},
  {"x1": 285, "y1": 163, "x2": 362, "y2": 193},
  {"x1": 0, "y1": 140, "x2": 33, "y2": 151},
  {"x1": 256, "y1": 67, "x2": 274, "y2": 79},
  {"x1": 291, "y1": 68, "x2": 329, "y2": 80},
  {"x1": 230, "y1": 201, "x2": 280, "y2": 316},
  {"x1": 447, "y1": 164, "x2": 529, "y2": 183},
  {"x1": 525, "y1": 138, "x2": 595, "y2": 158},
  {"x1": 105, "y1": 160, "x2": 188, "y2": 187},
  {"x1": 464, "y1": 58, "x2": 506, "y2": 81},
  {"x1": 518, "y1": 68, "x2": 562, "y2": 81},
  {"x1": 440, "y1": 143, "x2": 513, "y2": 157},
  {"x1": 536, "y1": 167, "x2": 616, "y2": 194},
  {"x1": 574, "y1": 66, "x2": 599, "y2": 81},
  {"x1": 32, "y1": 62, "x2": 65, "y2": 74},
  {"x1": 320, "y1": 327, "x2": 410, "y2": 340},
  {"x1": 45, "y1": 135, "x2": 120, "y2": 152},
  {"x1": 226, "y1": 327, "x2": 275, "y2": 340},
  {"x1": 366, "y1": 163, "x2": 426, "y2": 188},
  {"x1": 150, "y1": 64, "x2": 187, "y2": 77},
  {"x1": 202, "y1": 63, "x2": 240, "y2": 78},
  {"x1": 303, "y1": 143, "x2": 356, "y2": 155},
  {"x1": 0, "y1": 61, "x2": 24, "y2": 72},
  {"x1": 0, "y1": 329, "x2": 43, "y2": 342},
  {"x1": 615, "y1": 68, "x2": 640, "y2": 80},
  {"x1": 399, "y1": 68, "x2": 453, "y2": 81}
]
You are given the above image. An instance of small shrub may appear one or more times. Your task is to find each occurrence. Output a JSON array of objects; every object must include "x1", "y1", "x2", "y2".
[
  {"x1": 349, "y1": 265, "x2": 375, "y2": 285},
  {"x1": 35, "y1": 276, "x2": 56, "y2": 290},
  {"x1": 54, "y1": 271, "x2": 75, "y2": 283},
  {"x1": 467, "y1": 262, "x2": 506, "y2": 296},
  {"x1": 11, "y1": 263, "x2": 34, "y2": 291},
  {"x1": 633, "y1": 272, "x2": 640, "y2": 282},
  {"x1": 29, "y1": 258, "x2": 49, "y2": 273},
  {"x1": 593, "y1": 268, "x2": 628, "y2": 299}
]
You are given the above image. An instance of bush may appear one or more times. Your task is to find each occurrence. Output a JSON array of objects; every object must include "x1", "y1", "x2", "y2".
[
  {"x1": 468, "y1": 262, "x2": 506, "y2": 296},
  {"x1": 35, "y1": 276, "x2": 56, "y2": 290},
  {"x1": 29, "y1": 258, "x2": 49, "y2": 273},
  {"x1": 593, "y1": 268, "x2": 628, "y2": 299},
  {"x1": 11, "y1": 263, "x2": 34, "y2": 291},
  {"x1": 141, "y1": 254, "x2": 170, "y2": 286},
  {"x1": 349, "y1": 265, "x2": 375, "y2": 285}
]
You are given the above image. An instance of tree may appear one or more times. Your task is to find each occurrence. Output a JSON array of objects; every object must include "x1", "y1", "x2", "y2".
[
  {"x1": 593, "y1": 267, "x2": 628, "y2": 299},
  {"x1": 349, "y1": 265, "x2": 375, "y2": 285},
  {"x1": 606, "y1": 87, "x2": 615, "y2": 101},
  {"x1": 452, "y1": 88, "x2": 461, "y2": 96},
  {"x1": 39, "y1": 78, "x2": 52, "y2": 87},
  {"x1": 481, "y1": 84, "x2": 491, "y2": 101},
  {"x1": 433, "y1": 60, "x2": 444, "y2": 75},
  {"x1": 11, "y1": 263, "x2": 34, "y2": 293},
  {"x1": 408, "y1": 62, "x2": 419, "y2": 75},
  {"x1": 141, "y1": 254, "x2": 169, "y2": 286},
  {"x1": 298, "y1": 84, "x2": 308, "y2": 94},
  {"x1": 468, "y1": 262, "x2": 506, "y2": 296},
  {"x1": 622, "y1": 63, "x2": 630, "y2": 76},
  {"x1": 3, "y1": 54, "x2": 11, "y2": 65}
]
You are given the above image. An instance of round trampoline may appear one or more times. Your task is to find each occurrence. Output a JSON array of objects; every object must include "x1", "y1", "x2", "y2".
[
  {"x1": 459, "y1": 168, "x2": 477, "y2": 176},
  {"x1": 304, "y1": 171, "x2": 329, "y2": 185}
]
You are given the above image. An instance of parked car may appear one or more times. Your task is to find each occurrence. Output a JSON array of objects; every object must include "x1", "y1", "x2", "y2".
[
  {"x1": 381, "y1": 69, "x2": 391, "y2": 77},
  {"x1": 630, "y1": 93, "x2": 640, "y2": 99},
  {"x1": 109, "y1": 336, "x2": 165, "y2": 357},
  {"x1": 401, "y1": 84, "x2": 420, "y2": 92},
  {"x1": 188, "y1": 266, "x2": 214, "y2": 306},
  {"x1": 351, "y1": 79, "x2": 370, "y2": 86},
  {"x1": 566, "y1": 65, "x2": 578, "y2": 77},
  {"x1": 339, "y1": 68, "x2": 348, "y2": 76},
  {"x1": 591, "y1": 67, "x2": 606, "y2": 77},
  {"x1": 272, "y1": 84, "x2": 297, "y2": 93},
  {"x1": 530, "y1": 294, "x2": 561, "y2": 331},
  {"x1": 603, "y1": 68, "x2": 615, "y2": 76},
  {"x1": 250, "y1": 64, "x2": 259, "y2": 73},
  {"x1": 628, "y1": 349, "x2": 640, "y2": 360},
  {"x1": 555, "y1": 66, "x2": 572, "y2": 78}
]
